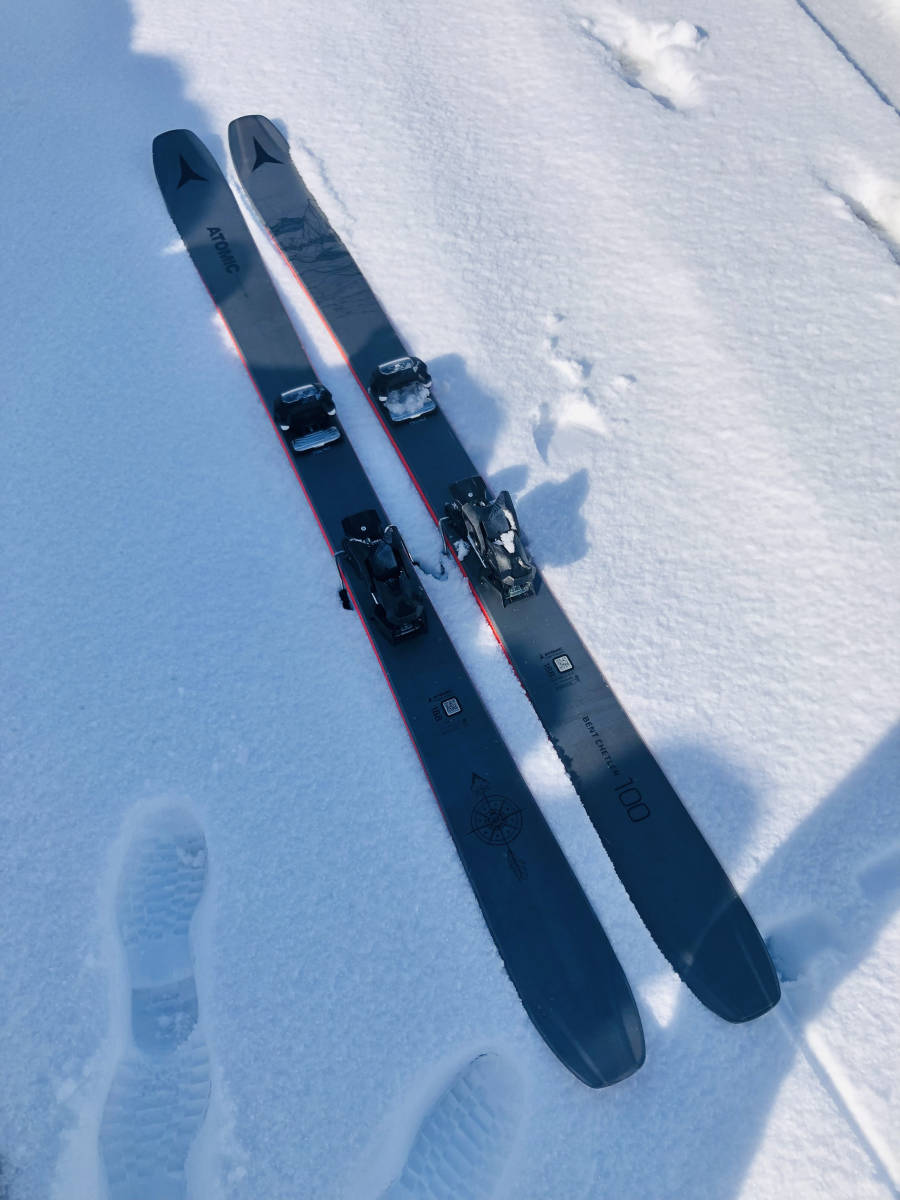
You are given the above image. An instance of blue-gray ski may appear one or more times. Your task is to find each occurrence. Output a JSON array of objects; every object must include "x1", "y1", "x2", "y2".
[
  {"x1": 228, "y1": 114, "x2": 780, "y2": 1024},
  {"x1": 153, "y1": 128, "x2": 645, "y2": 1088}
]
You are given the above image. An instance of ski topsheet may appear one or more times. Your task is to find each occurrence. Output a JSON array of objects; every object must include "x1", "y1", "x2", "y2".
[
  {"x1": 228, "y1": 114, "x2": 781, "y2": 1024},
  {"x1": 153, "y1": 129, "x2": 645, "y2": 1088}
]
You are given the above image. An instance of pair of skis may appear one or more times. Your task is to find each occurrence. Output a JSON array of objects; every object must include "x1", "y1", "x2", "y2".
[{"x1": 153, "y1": 117, "x2": 779, "y2": 1089}]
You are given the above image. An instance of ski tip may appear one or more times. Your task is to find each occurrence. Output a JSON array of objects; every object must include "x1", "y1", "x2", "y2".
[
  {"x1": 228, "y1": 114, "x2": 290, "y2": 175},
  {"x1": 152, "y1": 127, "x2": 198, "y2": 163},
  {"x1": 152, "y1": 129, "x2": 215, "y2": 197}
]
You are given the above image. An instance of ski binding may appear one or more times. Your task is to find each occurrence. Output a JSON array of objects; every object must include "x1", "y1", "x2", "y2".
[
  {"x1": 446, "y1": 476, "x2": 536, "y2": 605},
  {"x1": 340, "y1": 510, "x2": 428, "y2": 642},
  {"x1": 369, "y1": 356, "x2": 436, "y2": 423},
  {"x1": 274, "y1": 383, "x2": 340, "y2": 453}
]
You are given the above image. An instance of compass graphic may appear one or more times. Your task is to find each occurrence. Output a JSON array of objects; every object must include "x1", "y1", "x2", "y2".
[
  {"x1": 469, "y1": 793, "x2": 523, "y2": 846},
  {"x1": 467, "y1": 774, "x2": 527, "y2": 879}
]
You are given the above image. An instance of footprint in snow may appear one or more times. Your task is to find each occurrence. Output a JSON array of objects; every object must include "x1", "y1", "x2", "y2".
[
  {"x1": 821, "y1": 165, "x2": 900, "y2": 268},
  {"x1": 381, "y1": 1053, "x2": 522, "y2": 1200},
  {"x1": 573, "y1": 4, "x2": 708, "y2": 111},
  {"x1": 99, "y1": 805, "x2": 211, "y2": 1200},
  {"x1": 535, "y1": 312, "x2": 636, "y2": 461}
]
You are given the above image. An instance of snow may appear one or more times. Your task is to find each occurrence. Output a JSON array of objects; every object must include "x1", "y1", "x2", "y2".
[
  {"x1": 383, "y1": 381, "x2": 437, "y2": 422},
  {"x1": 1, "y1": 0, "x2": 898, "y2": 1196}
]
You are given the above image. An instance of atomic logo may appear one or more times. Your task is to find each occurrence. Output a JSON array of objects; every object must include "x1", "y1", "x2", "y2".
[
  {"x1": 176, "y1": 155, "x2": 207, "y2": 188},
  {"x1": 252, "y1": 137, "x2": 283, "y2": 171}
]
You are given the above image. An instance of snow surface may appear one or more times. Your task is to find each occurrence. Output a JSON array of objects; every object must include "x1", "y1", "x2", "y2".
[{"x1": 2, "y1": 0, "x2": 899, "y2": 1197}]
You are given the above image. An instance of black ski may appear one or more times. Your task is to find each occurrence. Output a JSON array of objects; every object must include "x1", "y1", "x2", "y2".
[
  {"x1": 153, "y1": 128, "x2": 645, "y2": 1088},
  {"x1": 228, "y1": 114, "x2": 781, "y2": 1024}
]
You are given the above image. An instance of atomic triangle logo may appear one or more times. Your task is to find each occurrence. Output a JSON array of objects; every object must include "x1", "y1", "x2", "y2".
[
  {"x1": 176, "y1": 155, "x2": 207, "y2": 188},
  {"x1": 252, "y1": 137, "x2": 283, "y2": 171}
]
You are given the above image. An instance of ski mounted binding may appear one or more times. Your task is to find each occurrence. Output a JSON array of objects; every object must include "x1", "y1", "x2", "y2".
[
  {"x1": 274, "y1": 383, "x2": 340, "y2": 453},
  {"x1": 369, "y1": 356, "x2": 436, "y2": 423},
  {"x1": 445, "y1": 477, "x2": 536, "y2": 606},
  {"x1": 340, "y1": 510, "x2": 427, "y2": 642}
]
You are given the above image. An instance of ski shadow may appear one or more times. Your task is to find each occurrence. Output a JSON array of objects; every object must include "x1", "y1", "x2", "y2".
[
  {"x1": 516, "y1": 469, "x2": 591, "y2": 566},
  {"x1": 606, "y1": 723, "x2": 900, "y2": 1199},
  {"x1": 428, "y1": 353, "x2": 592, "y2": 568},
  {"x1": 427, "y1": 351, "x2": 512, "y2": 474}
]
